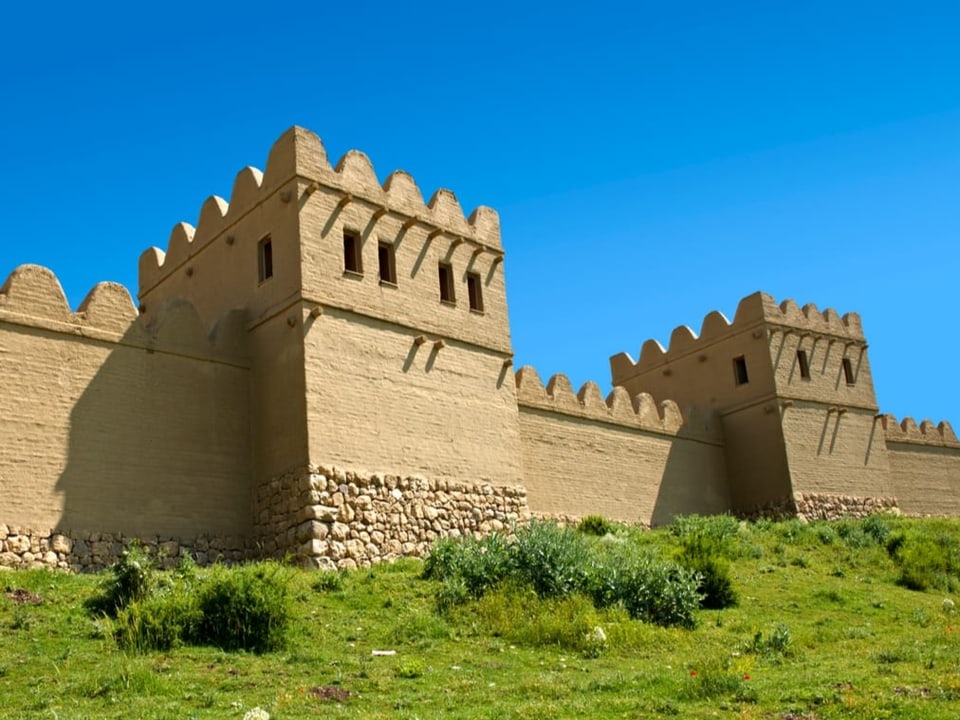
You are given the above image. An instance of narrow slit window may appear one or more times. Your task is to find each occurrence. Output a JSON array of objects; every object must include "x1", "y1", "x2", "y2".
[
  {"x1": 378, "y1": 241, "x2": 397, "y2": 285},
  {"x1": 797, "y1": 349, "x2": 811, "y2": 380},
  {"x1": 258, "y1": 236, "x2": 273, "y2": 282},
  {"x1": 343, "y1": 230, "x2": 362, "y2": 274},
  {"x1": 467, "y1": 272, "x2": 484, "y2": 313},
  {"x1": 438, "y1": 262, "x2": 455, "y2": 304},
  {"x1": 733, "y1": 355, "x2": 749, "y2": 386},
  {"x1": 842, "y1": 357, "x2": 856, "y2": 385}
]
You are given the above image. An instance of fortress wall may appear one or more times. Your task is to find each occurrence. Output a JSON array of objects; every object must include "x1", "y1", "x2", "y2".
[
  {"x1": 0, "y1": 267, "x2": 252, "y2": 540},
  {"x1": 883, "y1": 415, "x2": 960, "y2": 516},
  {"x1": 301, "y1": 310, "x2": 524, "y2": 485},
  {"x1": 780, "y1": 405, "x2": 894, "y2": 511},
  {"x1": 298, "y1": 143, "x2": 510, "y2": 356},
  {"x1": 515, "y1": 367, "x2": 730, "y2": 525}
]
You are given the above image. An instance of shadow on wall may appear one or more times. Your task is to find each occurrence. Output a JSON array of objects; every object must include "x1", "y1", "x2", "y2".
[
  {"x1": 54, "y1": 300, "x2": 254, "y2": 540},
  {"x1": 648, "y1": 417, "x2": 733, "y2": 527}
]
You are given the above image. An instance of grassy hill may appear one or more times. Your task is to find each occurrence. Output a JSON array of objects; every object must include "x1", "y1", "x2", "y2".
[{"x1": 2, "y1": 515, "x2": 960, "y2": 719}]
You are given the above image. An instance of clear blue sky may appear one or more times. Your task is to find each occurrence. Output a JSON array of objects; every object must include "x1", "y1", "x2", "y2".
[{"x1": 2, "y1": 1, "x2": 958, "y2": 423}]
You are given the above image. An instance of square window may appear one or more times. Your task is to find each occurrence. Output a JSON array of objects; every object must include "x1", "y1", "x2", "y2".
[
  {"x1": 797, "y1": 349, "x2": 811, "y2": 380},
  {"x1": 343, "y1": 230, "x2": 362, "y2": 274},
  {"x1": 378, "y1": 241, "x2": 397, "y2": 285},
  {"x1": 258, "y1": 236, "x2": 273, "y2": 282},
  {"x1": 467, "y1": 272, "x2": 484, "y2": 313},
  {"x1": 842, "y1": 357, "x2": 856, "y2": 385},
  {"x1": 438, "y1": 262, "x2": 455, "y2": 304},
  {"x1": 733, "y1": 355, "x2": 749, "y2": 386}
]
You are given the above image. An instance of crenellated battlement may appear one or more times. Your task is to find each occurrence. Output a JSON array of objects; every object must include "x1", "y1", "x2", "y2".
[
  {"x1": 1, "y1": 265, "x2": 138, "y2": 334},
  {"x1": 0, "y1": 265, "x2": 246, "y2": 362},
  {"x1": 882, "y1": 414, "x2": 960, "y2": 448},
  {"x1": 611, "y1": 291, "x2": 865, "y2": 379},
  {"x1": 139, "y1": 126, "x2": 502, "y2": 295},
  {"x1": 515, "y1": 366, "x2": 721, "y2": 442}
]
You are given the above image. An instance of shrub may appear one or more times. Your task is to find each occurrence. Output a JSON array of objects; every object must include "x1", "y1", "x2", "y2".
[
  {"x1": 192, "y1": 562, "x2": 291, "y2": 653},
  {"x1": 578, "y1": 515, "x2": 616, "y2": 537},
  {"x1": 587, "y1": 547, "x2": 701, "y2": 629},
  {"x1": 861, "y1": 514, "x2": 894, "y2": 545},
  {"x1": 888, "y1": 525, "x2": 960, "y2": 592},
  {"x1": 115, "y1": 590, "x2": 200, "y2": 652},
  {"x1": 677, "y1": 529, "x2": 739, "y2": 610},
  {"x1": 86, "y1": 545, "x2": 155, "y2": 617},
  {"x1": 682, "y1": 552, "x2": 738, "y2": 610},
  {"x1": 422, "y1": 534, "x2": 513, "y2": 598},
  {"x1": 512, "y1": 521, "x2": 590, "y2": 599}
]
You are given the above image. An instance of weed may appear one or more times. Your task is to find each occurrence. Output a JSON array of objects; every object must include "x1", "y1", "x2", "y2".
[
  {"x1": 395, "y1": 659, "x2": 425, "y2": 678},
  {"x1": 578, "y1": 515, "x2": 617, "y2": 537},
  {"x1": 746, "y1": 623, "x2": 792, "y2": 657},
  {"x1": 311, "y1": 571, "x2": 344, "y2": 592},
  {"x1": 86, "y1": 545, "x2": 154, "y2": 616},
  {"x1": 194, "y1": 562, "x2": 291, "y2": 653}
]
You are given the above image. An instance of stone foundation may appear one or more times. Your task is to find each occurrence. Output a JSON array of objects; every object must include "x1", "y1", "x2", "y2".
[
  {"x1": 0, "y1": 524, "x2": 254, "y2": 572},
  {"x1": 793, "y1": 493, "x2": 900, "y2": 522},
  {"x1": 255, "y1": 466, "x2": 529, "y2": 570}
]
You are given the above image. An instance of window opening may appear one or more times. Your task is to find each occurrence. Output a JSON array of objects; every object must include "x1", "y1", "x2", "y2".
[
  {"x1": 842, "y1": 357, "x2": 856, "y2": 385},
  {"x1": 797, "y1": 349, "x2": 811, "y2": 380},
  {"x1": 438, "y1": 262, "x2": 455, "y2": 304},
  {"x1": 378, "y1": 241, "x2": 397, "y2": 285},
  {"x1": 343, "y1": 230, "x2": 362, "y2": 274},
  {"x1": 467, "y1": 272, "x2": 484, "y2": 313},
  {"x1": 733, "y1": 355, "x2": 749, "y2": 386},
  {"x1": 258, "y1": 236, "x2": 273, "y2": 282}
]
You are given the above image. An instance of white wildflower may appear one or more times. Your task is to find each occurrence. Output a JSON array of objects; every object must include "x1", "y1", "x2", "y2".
[{"x1": 243, "y1": 708, "x2": 270, "y2": 720}]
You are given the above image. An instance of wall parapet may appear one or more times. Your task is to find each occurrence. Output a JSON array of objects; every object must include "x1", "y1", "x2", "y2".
[
  {"x1": 515, "y1": 365, "x2": 721, "y2": 442},
  {"x1": 0, "y1": 264, "x2": 248, "y2": 365},
  {"x1": 139, "y1": 126, "x2": 502, "y2": 295},
  {"x1": 882, "y1": 414, "x2": 960, "y2": 448},
  {"x1": 611, "y1": 292, "x2": 865, "y2": 380}
]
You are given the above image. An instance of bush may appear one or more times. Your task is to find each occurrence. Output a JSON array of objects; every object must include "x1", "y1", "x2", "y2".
[
  {"x1": 86, "y1": 545, "x2": 154, "y2": 617},
  {"x1": 578, "y1": 515, "x2": 616, "y2": 537},
  {"x1": 115, "y1": 590, "x2": 200, "y2": 652},
  {"x1": 888, "y1": 525, "x2": 960, "y2": 592},
  {"x1": 512, "y1": 521, "x2": 590, "y2": 599},
  {"x1": 422, "y1": 534, "x2": 513, "y2": 599},
  {"x1": 861, "y1": 514, "x2": 894, "y2": 545},
  {"x1": 681, "y1": 552, "x2": 738, "y2": 610},
  {"x1": 673, "y1": 519, "x2": 739, "y2": 609},
  {"x1": 587, "y1": 547, "x2": 702, "y2": 629},
  {"x1": 193, "y1": 562, "x2": 291, "y2": 653}
]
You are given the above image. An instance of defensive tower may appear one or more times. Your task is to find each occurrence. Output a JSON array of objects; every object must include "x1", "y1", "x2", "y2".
[{"x1": 611, "y1": 292, "x2": 894, "y2": 515}]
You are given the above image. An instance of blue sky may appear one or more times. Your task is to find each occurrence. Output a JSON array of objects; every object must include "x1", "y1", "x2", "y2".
[{"x1": 1, "y1": 1, "x2": 958, "y2": 423}]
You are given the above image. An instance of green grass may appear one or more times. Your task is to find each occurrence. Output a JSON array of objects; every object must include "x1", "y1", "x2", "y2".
[{"x1": 3, "y1": 516, "x2": 960, "y2": 718}]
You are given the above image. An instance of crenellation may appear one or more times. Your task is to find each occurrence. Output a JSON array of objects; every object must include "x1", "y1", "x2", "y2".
[
  {"x1": 75, "y1": 282, "x2": 139, "y2": 333},
  {"x1": 0, "y1": 265, "x2": 73, "y2": 323},
  {"x1": 515, "y1": 365, "x2": 719, "y2": 441},
  {"x1": 883, "y1": 414, "x2": 960, "y2": 447}
]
